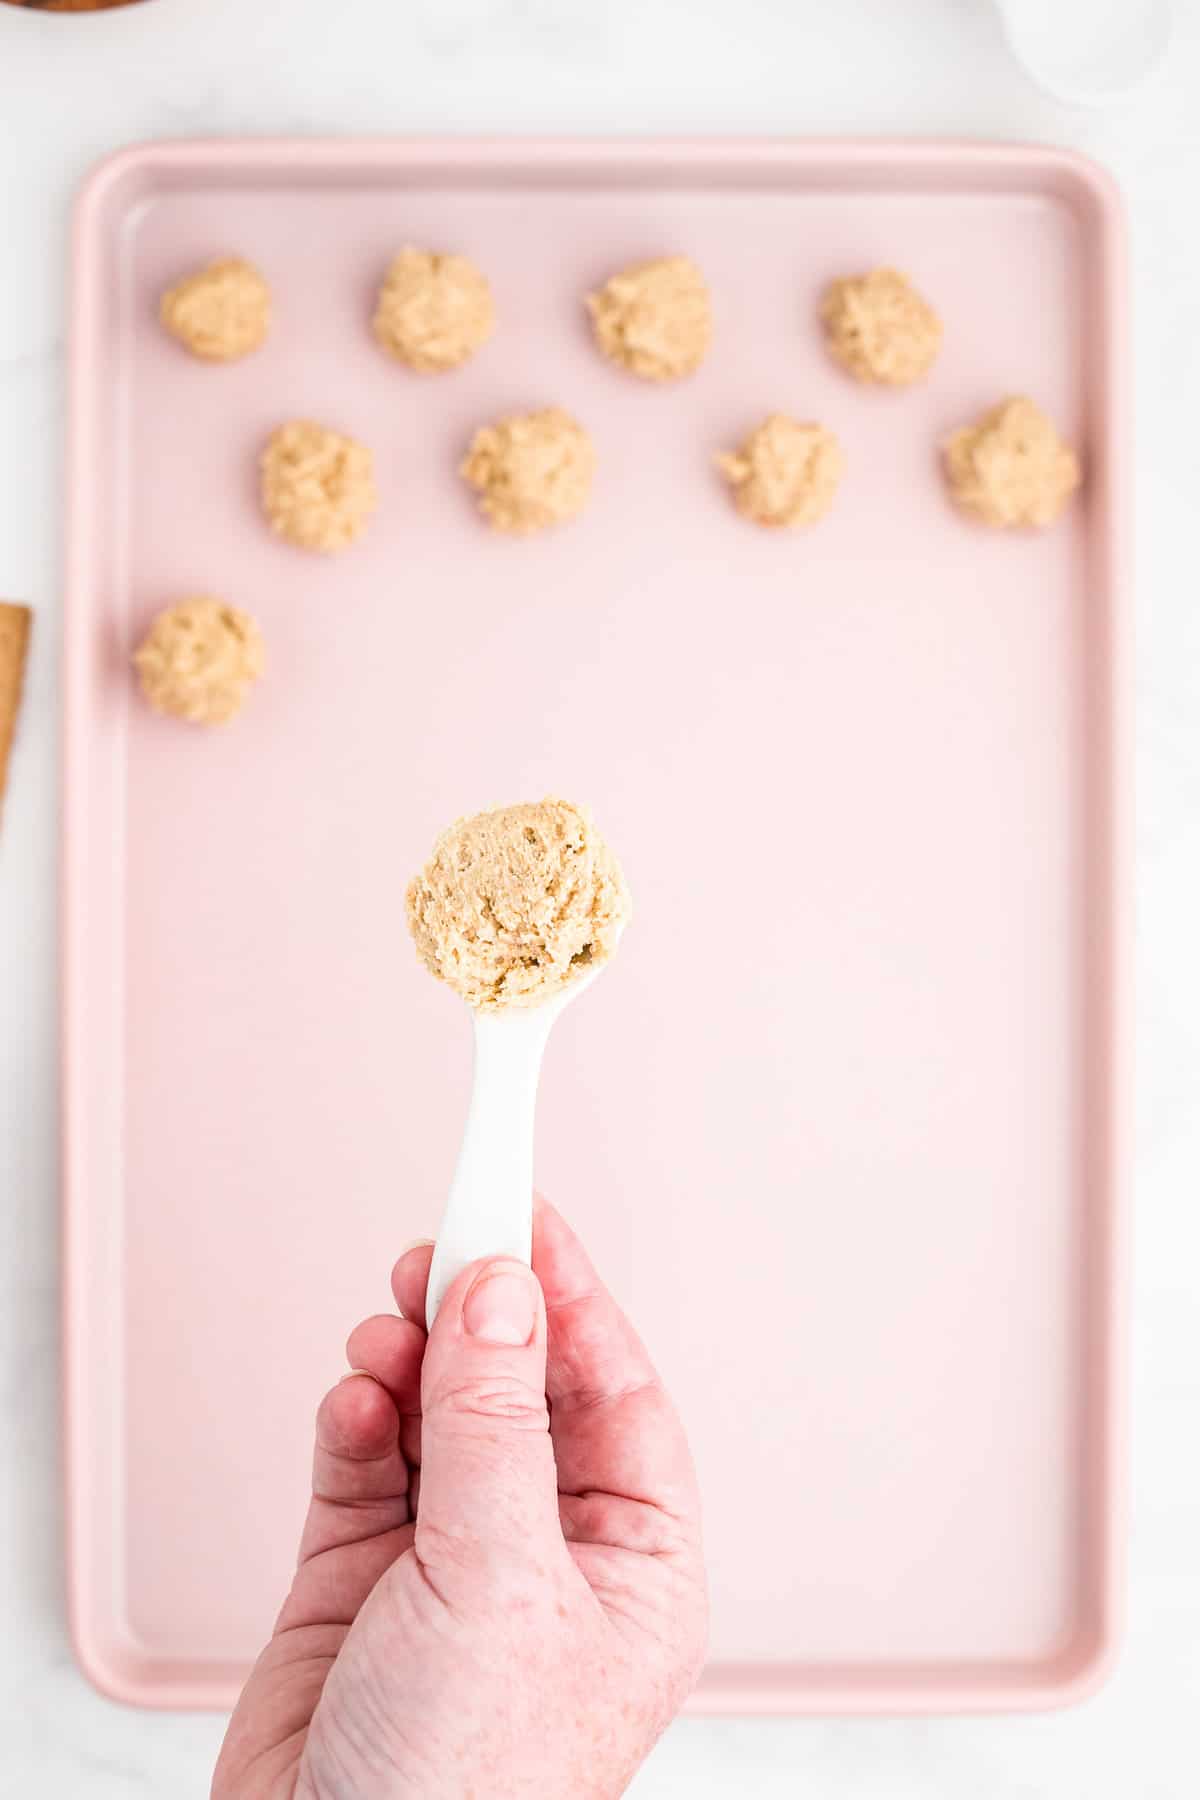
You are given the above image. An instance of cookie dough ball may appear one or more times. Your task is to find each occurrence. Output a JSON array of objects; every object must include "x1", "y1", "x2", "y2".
[
  {"x1": 260, "y1": 421, "x2": 377, "y2": 553},
  {"x1": 820, "y1": 267, "x2": 941, "y2": 387},
  {"x1": 718, "y1": 414, "x2": 844, "y2": 529},
  {"x1": 587, "y1": 256, "x2": 712, "y2": 382},
  {"x1": 943, "y1": 396, "x2": 1080, "y2": 528},
  {"x1": 407, "y1": 798, "x2": 631, "y2": 1012},
  {"x1": 133, "y1": 598, "x2": 264, "y2": 726},
  {"x1": 159, "y1": 258, "x2": 271, "y2": 363},
  {"x1": 372, "y1": 247, "x2": 495, "y2": 372},
  {"x1": 460, "y1": 408, "x2": 595, "y2": 535}
]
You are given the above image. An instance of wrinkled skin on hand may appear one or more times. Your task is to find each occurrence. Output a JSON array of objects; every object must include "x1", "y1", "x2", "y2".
[{"x1": 212, "y1": 1198, "x2": 708, "y2": 1799}]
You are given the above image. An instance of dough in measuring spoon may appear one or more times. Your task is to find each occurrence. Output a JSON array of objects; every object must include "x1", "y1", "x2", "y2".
[{"x1": 406, "y1": 799, "x2": 631, "y2": 1013}]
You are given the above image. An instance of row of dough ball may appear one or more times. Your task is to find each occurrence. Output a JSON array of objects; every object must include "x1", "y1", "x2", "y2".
[
  {"x1": 133, "y1": 391, "x2": 1077, "y2": 729},
  {"x1": 161, "y1": 249, "x2": 711, "y2": 380},
  {"x1": 163, "y1": 251, "x2": 1079, "y2": 540},
  {"x1": 160, "y1": 251, "x2": 935, "y2": 387},
  {"x1": 255, "y1": 391, "x2": 1079, "y2": 551}
]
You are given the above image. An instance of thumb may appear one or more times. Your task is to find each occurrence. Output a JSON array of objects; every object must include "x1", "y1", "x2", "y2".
[{"x1": 415, "y1": 1257, "x2": 560, "y2": 1581}]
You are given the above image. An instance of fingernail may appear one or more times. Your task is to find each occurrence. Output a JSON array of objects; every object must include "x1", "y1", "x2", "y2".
[
  {"x1": 463, "y1": 1261, "x2": 538, "y2": 1347},
  {"x1": 338, "y1": 1368, "x2": 374, "y2": 1385},
  {"x1": 400, "y1": 1237, "x2": 435, "y2": 1256}
]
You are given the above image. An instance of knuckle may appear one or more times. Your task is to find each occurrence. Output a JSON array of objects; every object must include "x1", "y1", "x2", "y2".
[
  {"x1": 412, "y1": 1510, "x2": 481, "y2": 1576},
  {"x1": 432, "y1": 1371, "x2": 549, "y2": 1431},
  {"x1": 413, "y1": 1507, "x2": 554, "y2": 1594}
]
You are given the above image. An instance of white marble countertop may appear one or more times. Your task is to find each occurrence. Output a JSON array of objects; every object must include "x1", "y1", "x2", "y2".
[{"x1": 2, "y1": 1, "x2": 1199, "y2": 1794}]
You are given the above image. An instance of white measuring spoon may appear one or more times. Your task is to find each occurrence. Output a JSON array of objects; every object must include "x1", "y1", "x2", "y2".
[
  {"x1": 424, "y1": 956, "x2": 612, "y2": 1328},
  {"x1": 994, "y1": 0, "x2": 1172, "y2": 106}
]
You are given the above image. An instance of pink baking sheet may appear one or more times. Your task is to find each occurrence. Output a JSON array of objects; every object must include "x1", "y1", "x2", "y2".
[{"x1": 62, "y1": 139, "x2": 1129, "y2": 1714}]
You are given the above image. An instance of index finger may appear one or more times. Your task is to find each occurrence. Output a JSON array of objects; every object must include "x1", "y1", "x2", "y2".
[
  {"x1": 534, "y1": 1196, "x2": 699, "y2": 1523},
  {"x1": 391, "y1": 1201, "x2": 701, "y2": 1524}
]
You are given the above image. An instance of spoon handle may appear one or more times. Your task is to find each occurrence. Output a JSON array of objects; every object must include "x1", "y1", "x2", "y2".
[{"x1": 425, "y1": 1009, "x2": 553, "y2": 1327}]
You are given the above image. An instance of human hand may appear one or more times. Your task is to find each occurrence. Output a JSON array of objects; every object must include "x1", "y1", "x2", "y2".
[{"x1": 212, "y1": 1197, "x2": 708, "y2": 1798}]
